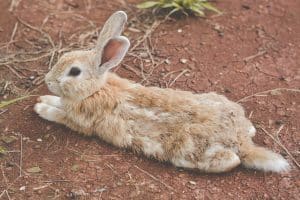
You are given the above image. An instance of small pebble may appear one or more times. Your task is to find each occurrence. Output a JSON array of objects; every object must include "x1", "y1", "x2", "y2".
[
  {"x1": 128, "y1": 27, "x2": 141, "y2": 33},
  {"x1": 242, "y1": 4, "x2": 251, "y2": 10},
  {"x1": 189, "y1": 181, "x2": 196, "y2": 185},
  {"x1": 165, "y1": 59, "x2": 171, "y2": 65},
  {"x1": 180, "y1": 58, "x2": 188, "y2": 64},
  {"x1": 213, "y1": 24, "x2": 221, "y2": 31},
  {"x1": 139, "y1": 52, "x2": 148, "y2": 58},
  {"x1": 20, "y1": 186, "x2": 26, "y2": 191}
]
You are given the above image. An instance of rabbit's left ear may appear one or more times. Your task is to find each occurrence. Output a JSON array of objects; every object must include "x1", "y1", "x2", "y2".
[
  {"x1": 95, "y1": 11, "x2": 127, "y2": 52},
  {"x1": 97, "y1": 36, "x2": 130, "y2": 74},
  {"x1": 94, "y1": 11, "x2": 129, "y2": 73}
]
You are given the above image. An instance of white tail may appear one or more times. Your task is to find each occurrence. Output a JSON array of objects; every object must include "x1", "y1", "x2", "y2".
[{"x1": 240, "y1": 145, "x2": 290, "y2": 172}]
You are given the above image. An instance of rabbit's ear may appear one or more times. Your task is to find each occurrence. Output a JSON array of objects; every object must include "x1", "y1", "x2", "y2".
[
  {"x1": 95, "y1": 11, "x2": 127, "y2": 52},
  {"x1": 97, "y1": 36, "x2": 130, "y2": 74}
]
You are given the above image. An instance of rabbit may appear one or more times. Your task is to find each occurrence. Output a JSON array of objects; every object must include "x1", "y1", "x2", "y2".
[{"x1": 34, "y1": 11, "x2": 290, "y2": 173}]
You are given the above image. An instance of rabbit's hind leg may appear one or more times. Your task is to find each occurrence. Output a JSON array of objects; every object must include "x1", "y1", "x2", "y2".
[{"x1": 199, "y1": 144, "x2": 241, "y2": 173}]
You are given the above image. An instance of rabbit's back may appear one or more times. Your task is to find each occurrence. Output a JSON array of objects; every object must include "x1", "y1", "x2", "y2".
[{"x1": 63, "y1": 74, "x2": 252, "y2": 157}]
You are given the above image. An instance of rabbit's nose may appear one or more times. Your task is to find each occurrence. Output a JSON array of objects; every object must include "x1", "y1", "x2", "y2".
[{"x1": 46, "y1": 81, "x2": 53, "y2": 88}]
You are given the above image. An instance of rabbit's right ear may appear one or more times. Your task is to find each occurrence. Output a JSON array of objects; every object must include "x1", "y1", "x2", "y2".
[{"x1": 95, "y1": 11, "x2": 127, "y2": 53}]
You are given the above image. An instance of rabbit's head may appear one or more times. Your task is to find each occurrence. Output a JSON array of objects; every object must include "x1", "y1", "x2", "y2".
[{"x1": 45, "y1": 11, "x2": 130, "y2": 100}]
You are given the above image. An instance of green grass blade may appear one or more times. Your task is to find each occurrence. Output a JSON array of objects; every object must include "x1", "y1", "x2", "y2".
[
  {"x1": 0, "y1": 95, "x2": 33, "y2": 109},
  {"x1": 201, "y1": 2, "x2": 222, "y2": 14},
  {"x1": 161, "y1": 3, "x2": 174, "y2": 8},
  {"x1": 0, "y1": 146, "x2": 7, "y2": 155},
  {"x1": 137, "y1": 1, "x2": 160, "y2": 9}
]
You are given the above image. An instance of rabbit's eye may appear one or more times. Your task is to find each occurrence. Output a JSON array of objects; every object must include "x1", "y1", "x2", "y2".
[{"x1": 68, "y1": 67, "x2": 81, "y2": 76}]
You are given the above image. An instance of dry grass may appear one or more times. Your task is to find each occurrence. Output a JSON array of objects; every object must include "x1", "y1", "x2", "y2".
[{"x1": 237, "y1": 88, "x2": 300, "y2": 103}]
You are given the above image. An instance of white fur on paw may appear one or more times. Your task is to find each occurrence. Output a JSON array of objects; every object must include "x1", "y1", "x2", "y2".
[
  {"x1": 39, "y1": 95, "x2": 62, "y2": 108},
  {"x1": 34, "y1": 102, "x2": 46, "y2": 114},
  {"x1": 172, "y1": 158, "x2": 195, "y2": 168},
  {"x1": 34, "y1": 102, "x2": 63, "y2": 122},
  {"x1": 248, "y1": 126, "x2": 256, "y2": 137}
]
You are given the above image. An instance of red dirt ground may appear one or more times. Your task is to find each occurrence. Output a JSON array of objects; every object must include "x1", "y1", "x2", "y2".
[{"x1": 0, "y1": 0, "x2": 299, "y2": 199}]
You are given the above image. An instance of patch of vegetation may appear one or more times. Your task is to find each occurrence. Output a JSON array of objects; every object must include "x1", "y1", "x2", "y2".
[
  {"x1": 0, "y1": 146, "x2": 7, "y2": 155},
  {"x1": 137, "y1": 0, "x2": 221, "y2": 16}
]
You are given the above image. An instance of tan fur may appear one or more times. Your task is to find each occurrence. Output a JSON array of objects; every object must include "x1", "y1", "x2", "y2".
[{"x1": 34, "y1": 11, "x2": 290, "y2": 173}]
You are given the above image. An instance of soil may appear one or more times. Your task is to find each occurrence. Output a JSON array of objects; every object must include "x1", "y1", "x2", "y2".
[{"x1": 0, "y1": 0, "x2": 299, "y2": 199}]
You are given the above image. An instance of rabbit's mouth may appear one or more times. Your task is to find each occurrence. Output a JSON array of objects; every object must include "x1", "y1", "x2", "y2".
[{"x1": 46, "y1": 81, "x2": 63, "y2": 97}]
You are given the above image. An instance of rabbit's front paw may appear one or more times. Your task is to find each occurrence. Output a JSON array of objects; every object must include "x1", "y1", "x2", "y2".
[
  {"x1": 34, "y1": 102, "x2": 65, "y2": 123},
  {"x1": 38, "y1": 95, "x2": 62, "y2": 108}
]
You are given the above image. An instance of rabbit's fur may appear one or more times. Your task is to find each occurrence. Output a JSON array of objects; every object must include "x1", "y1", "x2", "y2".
[{"x1": 34, "y1": 11, "x2": 289, "y2": 173}]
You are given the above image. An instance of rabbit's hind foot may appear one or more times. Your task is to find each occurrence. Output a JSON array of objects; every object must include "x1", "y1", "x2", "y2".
[{"x1": 200, "y1": 145, "x2": 241, "y2": 173}]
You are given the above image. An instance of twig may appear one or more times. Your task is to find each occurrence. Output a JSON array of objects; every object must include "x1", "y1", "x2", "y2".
[
  {"x1": 130, "y1": 20, "x2": 162, "y2": 53},
  {"x1": 275, "y1": 124, "x2": 284, "y2": 141},
  {"x1": 168, "y1": 69, "x2": 189, "y2": 87},
  {"x1": 259, "y1": 126, "x2": 300, "y2": 169},
  {"x1": 5, "y1": 190, "x2": 11, "y2": 200},
  {"x1": 19, "y1": 134, "x2": 23, "y2": 177},
  {"x1": 9, "y1": 0, "x2": 22, "y2": 12},
  {"x1": 0, "y1": 190, "x2": 4, "y2": 199},
  {"x1": 122, "y1": 63, "x2": 142, "y2": 78},
  {"x1": 140, "y1": 59, "x2": 165, "y2": 85},
  {"x1": 163, "y1": 69, "x2": 184, "y2": 79},
  {"x1": 0, "y1": 109, "x2": 8, "y2": 115},
  {"x1": 243, "y1": 50, "x2": 267, "y2": 62},
  {"x1": 33, "y1": 183, "x2": 52, "y2": 191},
  {"x1": 248, "y1": 111, "x2": 253, "y2": 119},
  {"x1": 17, "y1": 17, "x2": 55, "y2": 48},
  {"x1": 237, "y1": 88, "x2": 300, "y2": 103},
  {"x1": 134, "y1": 165, "x2": 175, "y2": 191},
  {"x1": 48, "y1": 49, "x2": 56, "y2": 69},
  {"x1": 27, "y1": 83, "x2": 44, "y2": 94},
  {"x1": 129, "y1": 13, "x2": 171, "y2": 53},
  {"x1": 43, "y1": 179, "x2": 71, "y2": 183},
  {"x1": 0, "y1": 190, "x2": 11, "y2": 200},
  {"x1": 0, "y1": 51, "x2": 53, "y2": 65},
  {"x1": 1, "y1": 165, "x2": 9, "y2": 186},
  {"x1": 10, "y1": 162, "x2": 28, "y2": 176},
  {"x1": 3, "y1": 65, "x2": 24, "y2": 79},
  {"x1": 0, "y1": 177, "x2": 21, "y2": 199},
  {"x1": 7, "y1": 22, "x2": 18, "y2": 50},
  {"x1": 105, "y1": 163, "x2": 117, "y2": 175},
  {"x1": 6, "y1": 150, "x2": 20, "y2": 153}
]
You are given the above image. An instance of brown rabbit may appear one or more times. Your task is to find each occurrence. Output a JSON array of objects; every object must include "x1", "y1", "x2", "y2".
[{"x1": 34, "y1": 11, "x2": 289, "y2": 173}]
